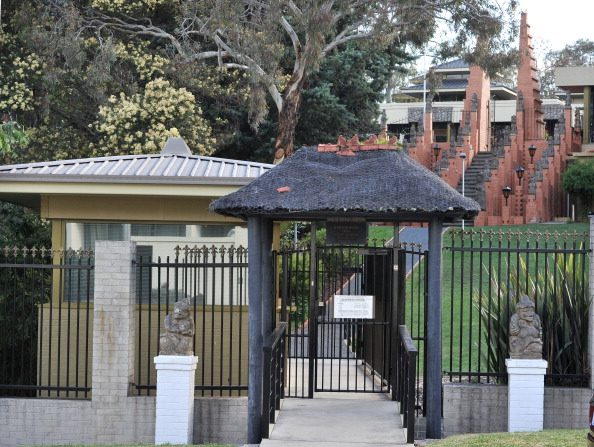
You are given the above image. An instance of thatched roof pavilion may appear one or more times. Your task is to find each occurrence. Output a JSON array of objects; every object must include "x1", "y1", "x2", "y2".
[
  {"x1": 211, "y1": 146, "x2": 480, "y2": 221},
  {"x1": 212, "y1": 140, "x2": 480, "y2": 442}
]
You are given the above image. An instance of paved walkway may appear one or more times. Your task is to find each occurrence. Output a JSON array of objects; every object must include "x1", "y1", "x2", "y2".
[{"x1": 260, "y1": 392, "x2": 410, "y2": 447}]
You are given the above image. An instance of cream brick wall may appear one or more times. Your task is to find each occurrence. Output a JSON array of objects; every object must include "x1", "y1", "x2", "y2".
[
  {"x1": 194, "y1": 397, "x2": 248, "y2": 445},
  {"x1": 0, "y1": 395, "x2": 247, "y2": 446},
  {"x1": 443, "y1": 383, "x2": 590, "y2": 435}
]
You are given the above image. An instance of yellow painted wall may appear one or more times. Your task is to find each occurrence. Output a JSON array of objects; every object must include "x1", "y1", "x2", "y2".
[{"x1": 41, "y1": 195, "x2": 242, "y2": 223}]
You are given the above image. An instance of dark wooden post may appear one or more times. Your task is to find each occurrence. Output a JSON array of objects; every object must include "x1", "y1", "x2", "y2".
[
  {"x1": 248, "y1": 216, "x2": 263, "y2": 444},
  {"x1": 426, "y1": 218, "x2": 443, "y2": 439},
  {"x1": 260, "y1": 218, "x2": 274, "y2": 438},
  {"x1": 262, "y1": 218, "x2": 274, "y2": 346},
  {"x1": 307, "y1": 221, "x2": 317, "y2": 398}
]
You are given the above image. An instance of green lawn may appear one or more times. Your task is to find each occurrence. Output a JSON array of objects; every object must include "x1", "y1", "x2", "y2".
[
  {"x1": 403, "y1": 222, "x2": 589, "y2": 381},
  {"x1": 430, "y1": 429, "x2": 585, "y2": 447}
]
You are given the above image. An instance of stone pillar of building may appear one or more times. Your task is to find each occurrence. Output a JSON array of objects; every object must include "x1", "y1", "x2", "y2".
[
  {"x1": 92, "y1": 241, "x2": 137, "y2": 444},
  {"x1": 464, "y1": 66, "x2": 491, "y2": 153},
  {"x1": 154, "y1": 356, "x2": 199, "y2": 445},
  {"x1": 506, "y1": 359, "x2": 548, "y2": 432},
  {"x1": 423, "y1": 97, "x2": 434, "y2": 168},
  {"x1": 517, "y1": 12, "x2": 544, "y2": 141}
]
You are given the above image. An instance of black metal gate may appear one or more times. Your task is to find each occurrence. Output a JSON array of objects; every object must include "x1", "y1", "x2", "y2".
[
  {"x1": 281, "y1": 244, "x2": 396, "y2": 397},
  {"x1": 395, "y1": 243, "x2": 428, "y2": 416}
]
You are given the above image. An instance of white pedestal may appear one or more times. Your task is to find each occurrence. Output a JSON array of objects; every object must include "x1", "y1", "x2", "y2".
[
  {"x1": 506, "y1": 358, "x2": 547, "y2": 432},
  {"x1": 154, "y1": 355, "x2": 198, "y2": 445}
]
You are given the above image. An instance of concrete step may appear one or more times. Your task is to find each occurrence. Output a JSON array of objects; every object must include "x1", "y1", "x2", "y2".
[{"x1": 261, "y1": 397, "x2": 411, "y2": 447}]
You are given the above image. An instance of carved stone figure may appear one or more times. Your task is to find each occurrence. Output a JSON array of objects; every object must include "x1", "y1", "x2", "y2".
[
  {"x1": 159, "y1": 298, "x2": 195, "y2": 355},
  {"x1": 509, "y1": 295, "x2": 542, "y2": 359}
]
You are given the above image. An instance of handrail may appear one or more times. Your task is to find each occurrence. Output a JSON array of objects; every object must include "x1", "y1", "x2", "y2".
[
  {"x1": 262, "y1": 322, "x2": 288, "y2": 438},
  {"x1": 396, "y1": 324, "x2": 418, "y2": 444},
  {"x1": 399, "y1": 325, "x2": 418, "y2": 354},
  {"x1": 264, "y1": 322, "x2": 288, "y2": 349}
]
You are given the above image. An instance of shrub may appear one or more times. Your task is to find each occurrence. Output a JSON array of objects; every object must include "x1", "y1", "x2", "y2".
[{"x1": 474, "y1": 248, "x2": 590, "y2": 385}]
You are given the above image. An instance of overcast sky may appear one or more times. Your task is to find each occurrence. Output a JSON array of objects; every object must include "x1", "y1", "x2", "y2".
[{"x1": 519, "y1": 0, "x2": 594, "y2": 55}]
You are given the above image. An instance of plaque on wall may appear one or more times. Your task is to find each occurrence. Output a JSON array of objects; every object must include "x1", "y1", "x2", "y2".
[
  {"x1": 333, "y1": 295, "x2": 374, "y2": 319},
  {"x1": 326, "y1": 219, "x2": 367, "y2": 245}
]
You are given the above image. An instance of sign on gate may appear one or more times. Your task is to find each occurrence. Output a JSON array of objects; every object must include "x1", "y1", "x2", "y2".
[{"x1": 333, "y1": 295, "x2": 374, "y2": 319}]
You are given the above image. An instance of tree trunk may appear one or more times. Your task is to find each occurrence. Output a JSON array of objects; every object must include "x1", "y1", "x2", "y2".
[{"x1": 273, "y1": 77, "x2": 305, "y2": 164}]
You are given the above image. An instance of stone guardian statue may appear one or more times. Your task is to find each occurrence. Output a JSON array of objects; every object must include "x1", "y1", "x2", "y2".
[
  {"x1": 159, "y1": 298, "x2": 195, "y2": 355},
  {"x1": 509, "y1": 295, "x2": 542, "y2": 359}
]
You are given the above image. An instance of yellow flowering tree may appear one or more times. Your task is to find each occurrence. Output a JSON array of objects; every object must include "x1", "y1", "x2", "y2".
[
  {"x1": 95, "y1": 78, "x2": 215, "y2": 155},
  {"x1": 0, "y1": 32, "x2": 43, "y2": 115}
]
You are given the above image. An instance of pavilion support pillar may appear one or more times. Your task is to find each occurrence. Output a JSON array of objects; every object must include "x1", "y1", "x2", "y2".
[
  {"x1": 426, "y1": 218, "x2": 443, "y2": 439},
  {"x1": 247, "y1": 216, "x2": 264, "y2": 444},
  {"x1": 261, "y1": 218, "x2": 274, "y2": 346}
]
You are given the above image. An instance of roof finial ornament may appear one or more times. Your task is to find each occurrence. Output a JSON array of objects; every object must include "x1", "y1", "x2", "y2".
[{"x1": 161, "y1": 137, "x2": 192, "y2": 156}]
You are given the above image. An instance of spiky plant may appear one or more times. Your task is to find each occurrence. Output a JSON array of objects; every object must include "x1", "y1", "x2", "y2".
[{"x1": 473, "y1": 248, "x2": 590, "y2": 385}]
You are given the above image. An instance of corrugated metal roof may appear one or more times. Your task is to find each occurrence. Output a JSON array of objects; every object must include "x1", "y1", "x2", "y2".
[{"x1": 0, "y1": 153, "x2": 274, "y2": 184}]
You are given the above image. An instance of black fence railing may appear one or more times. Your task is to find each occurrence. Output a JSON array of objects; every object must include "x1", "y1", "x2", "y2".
[
  {"x1": 262, "y1": 322, "x2": 287, "y2": 439},
  {"x1": 397, "y1": 244, "x2": 427, "y2": 416},
  {"x1": 395, "y1": 325, "x2": 417, "y2": 445},
  {"x1": 134, "y1": 245, "x2": 249, "y2": 396},
  {"x1": 443, "y1": 229, "x2": 590, "y2": 386},
  {"x1": 0, "y1": 247, "x2": 94, "y2": 399}
]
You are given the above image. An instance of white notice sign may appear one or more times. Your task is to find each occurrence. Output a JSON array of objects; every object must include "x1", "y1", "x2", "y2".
[{"x1": 333, "y1": 295, "x2": 374, "y2": 319}]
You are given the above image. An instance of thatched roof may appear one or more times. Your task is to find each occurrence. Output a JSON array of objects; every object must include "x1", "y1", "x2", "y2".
[{"x1": 210, "y1": 146, "x2": 480, "y2": 222}]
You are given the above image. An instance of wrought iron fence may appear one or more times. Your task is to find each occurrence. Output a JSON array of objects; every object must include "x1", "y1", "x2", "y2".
[
  {"x1": 262, "y1": 322, "x2": 287, "y2": 439},
  {"x1": 395, "y1": 325, "x2": 417, "y2": 445},
  {"x1": 397, "y1": 243, "x2": 427, "y2": 416},
  {"x1": 0, "y1": 247, "x2": 94, "y2": 398},
  {"x1": 443, "y1": 228, "x2": 590, "y2": 386},
  {"x1": 134, "y1": 245, "x2": 249, "y2": 396}
]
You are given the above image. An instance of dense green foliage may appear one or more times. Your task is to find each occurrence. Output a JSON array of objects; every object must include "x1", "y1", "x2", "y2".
[
  {"x1": 0, "y1": 203, "x2": 51, "y2": 247},
  {"x1": 562, "y1": 160, "x2": 594, "y2": 216}
]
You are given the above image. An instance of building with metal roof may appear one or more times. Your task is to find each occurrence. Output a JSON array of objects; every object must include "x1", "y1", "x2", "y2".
[
  {"x1": 0, "y1": 136, "x2": 273, "y2": 260},
  {"x1": 0, "y1": 137, "x2": 272, "y2": 212}
]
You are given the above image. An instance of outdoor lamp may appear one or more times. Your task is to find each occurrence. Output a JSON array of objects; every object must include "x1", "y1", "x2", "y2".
[
  {"x1": 515, "y1": 166, "x2": 525, "y2": 185},
  {"x1": 502, "y1": 186, "x2": 512, "y2": 205},
  {"x1": 528, "y1": 144, "x2": 537, "y2": 162},
  {"x1": 433, "y1": 143, "x2": 441, "y2": 161}
]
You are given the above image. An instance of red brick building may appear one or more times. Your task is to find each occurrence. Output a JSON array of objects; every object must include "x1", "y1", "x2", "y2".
[{"x1": 382, "y1": 12, "x2": 582, "y2": 225}]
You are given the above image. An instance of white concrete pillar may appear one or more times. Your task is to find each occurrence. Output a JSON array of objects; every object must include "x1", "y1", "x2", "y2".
[
  {"x1": 154, "y1": 355, "x2": 198, "y2": 445},
  {"x1": 506, "y1": 358, "x2": 547, "y2": 432}
]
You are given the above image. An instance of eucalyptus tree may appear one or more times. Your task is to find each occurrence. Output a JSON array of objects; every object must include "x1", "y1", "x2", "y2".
[{"x1": 81, "y1": 0, "x2": 518, "y2": 163}]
